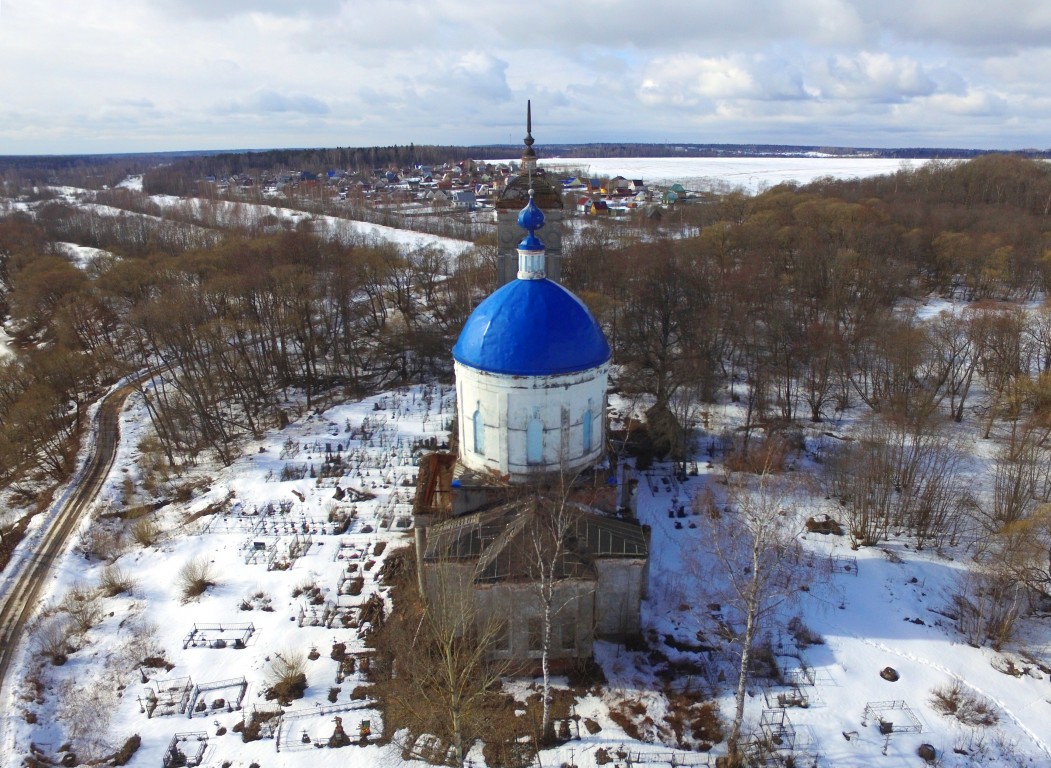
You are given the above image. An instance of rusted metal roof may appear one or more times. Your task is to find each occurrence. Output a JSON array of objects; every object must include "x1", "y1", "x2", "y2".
[{"x1": 423, "y1": 495, "x2": 647, "y2": 584}]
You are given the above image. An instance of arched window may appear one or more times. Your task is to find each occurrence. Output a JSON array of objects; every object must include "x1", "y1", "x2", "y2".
[
  {"x1": 472, "y1": 402, "x2": 484, "y2": 454},
  {"x1": 527, "y1": 409, "x2": 543, "y2": 464},
  {"x1": 582, "y1": 399, "x2": 593, "y2": 454}
]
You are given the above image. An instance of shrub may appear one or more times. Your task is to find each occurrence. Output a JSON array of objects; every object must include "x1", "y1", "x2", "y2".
[
  {"x1": 930, "y1": 680, "x2": 999, "y2": 727},
  {"x1": 266, "y1": 650, "x2": 307, "y2": 703},
  {"x1": 81, "y1": 525, "x2": 126, "y2": 563},
  {"x1": 787, "y1": 615, "x2": 824, "y2": 647},
  {"x1": 724, "y1": 437, "x2": 791, "y2": 474},
  {"x1": 177, "y1": 557, "x2": 216, "y2": 600},
  {"x1": 99, "y1": 565, "x2": 136, "y2": 597},
  {"x1": 59, "y1": 585, "x2": 104, "y2": 634},
  {"x1": 35, "y1": 618, "x2": 72, "y2": 665},
  {"x1": 111, "y1": 735, "x2": 141, "y2": 766},
  {"x1": 950, "y1": 570, "x2": 1022, "y2": 650}
]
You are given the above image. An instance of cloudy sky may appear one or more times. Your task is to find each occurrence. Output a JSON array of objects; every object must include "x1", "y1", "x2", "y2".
[{"x1": 1, "y1": 0, "x2": 1049, "y2": 155}]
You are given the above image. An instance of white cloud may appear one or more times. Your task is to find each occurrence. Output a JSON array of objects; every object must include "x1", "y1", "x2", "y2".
[
  {"x1": 638, "y1": 54, "x2": 810, "y2": 108},
  {"x1": 816, "y1": 53, "x2": 937, "y2": 103},
  {"x1": 0, "y1": 0, "x2": 1050, "y2": 152},
  {"x1": 904, "y1": 91, "x2": 1008, "y2": 118},
  {"x1": 220, "y1": 90, "x2": 331, "y2": 116},
  {"x1": 855, "y1": 0, "x2": 1051, "y2": 54}
]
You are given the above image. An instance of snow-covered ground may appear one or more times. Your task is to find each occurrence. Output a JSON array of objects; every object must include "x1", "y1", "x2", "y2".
[
  {"x1": 144, "y1": 194, "x2": 476, "y2": 258},
  {"x1": 3, "y1": 384, "x2": 459, "y2": 767},
  {"x1": 55, "y1": 242, "x2": 113, "y2": 270},
  {"x1": 632, "y1": 462, "x2": 1051, "y2": 767},
  {"x1": 3, "y1": 369, "x2": 1050, "y2": 767},
  {"x1": 538, "y1": 157, "x2": 930, "y2": 194},
  {"x1": 0, "y1": 325, "x2": 11, "y2": 359}
]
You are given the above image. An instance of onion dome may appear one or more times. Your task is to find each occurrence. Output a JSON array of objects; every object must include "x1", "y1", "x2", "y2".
[{"x1": 452, "y1": 279, "x2": 611, "y2": 376}]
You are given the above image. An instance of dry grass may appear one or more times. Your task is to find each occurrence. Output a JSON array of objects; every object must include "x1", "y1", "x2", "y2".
[
  {"x1": 99, "y1": 565, "x2": 136, "y2": 597},
  {"x1": 130, "y1": 516, "x2": 161, "y2": 547},
  {"x1": 177, "y1": 557, "x2": 216, "y2": 600},
  {"x1": 265, "y1": 650, "x2": 308, "y2": 704},
  {"x1": 609, "y1": 698, "x2": 649, "y2": 741}
]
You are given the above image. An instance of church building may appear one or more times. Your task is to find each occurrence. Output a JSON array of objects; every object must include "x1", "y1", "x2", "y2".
[
  {"x1": 414, "y1": 108, "x2": 649, "y2": 666},
  {"x1": 452, "y1": 188, "x2": 610, "y2": 480}
]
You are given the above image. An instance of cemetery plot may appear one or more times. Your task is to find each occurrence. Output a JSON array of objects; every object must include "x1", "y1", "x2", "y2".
[
  {"x1": 592, "y1": 747, "x2": 716, "y2": 766},
  {"x1": 828, "y1": 554, "x2": 859, "y2": 576},
  {"x1": 275, "y1": 701, "x2": 377, "y2": 752},
  {"x1": 162, "y1": 732, "x2": 208, "y2": 768},
  {"x1": 182, "y1": 622, "x2": 255, "y2": 649},
  {"x1": 333, "y1": 538, "x2": 375, "y2": 564},
  {"x1": 240, "y1": 532, "x2": 312, "y2": 569},
  {"x1": 782, "y1": 663, "x2": 819, "y2": 688},
  {"x1": 763, "y1": 685, "x2": 811, "y2": 709},
  {"x1": 203, "y1": 500, "x2": 351, "y2": 537},
  {"x1": 796, "y1": 550, "x2": 858, "y2": 578},
  {"x1": 186, "y1": 677, "x2": 248, "y2": 718},
  {"x1": 142, "y1": 676, "x2": 193, "y2": 718},
  {"x1": 296, "y1": 590, "x2": 385, "y2": 632},
  {"x1": 863, "y1": 700, "x2": 923, "y2": 734},
  {"x1": 377, "y1": 488, "x2": 414, "y2": 530},
  {"x1": 758, "y1": 708, "x2": 798, "y2": 751},
  {"x1": 241, "y1": 706, "x2": 283, "y2": 741},
  {"x1": 296, "y1": 599, "x2": 342, "y2": 628}
]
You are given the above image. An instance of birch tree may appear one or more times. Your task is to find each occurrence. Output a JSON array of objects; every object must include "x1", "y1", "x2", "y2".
[
  {"x1": 525, "y1": 490, "x2": 585, "y2": 744},
  {"x1": 706, "y1": 471, "x2": 802, "y2": 764}
]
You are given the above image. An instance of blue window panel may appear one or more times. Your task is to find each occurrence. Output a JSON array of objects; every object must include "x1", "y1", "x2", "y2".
[
  {"x1": 527, "y1": 416, "x2": 543, "y2": 464},
  {"x1": 583, "y1": 404, "x2": 593, "y2": 454},
  {"x1": 473, "y1": 404, "x2": 484, "y2": 454}
]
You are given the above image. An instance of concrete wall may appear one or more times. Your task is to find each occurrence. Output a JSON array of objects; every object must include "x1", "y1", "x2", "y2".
[
  {"x1": 474, "y1": 580, "x2": 596, "y2": 660},
  {"x1": 422, "y1": 561, "x2": 476, "y2": 635},
  {"x1": 593, "y1": 558, "x2": 648, "y2": 638},
  {"x1": 421, "y1": 556, "x2": 646, "y2": 661}
]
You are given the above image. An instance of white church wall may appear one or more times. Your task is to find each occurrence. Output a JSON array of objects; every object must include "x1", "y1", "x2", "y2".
[{"x1": 456, "y1": 361, "x2": 608, "y2": 480}]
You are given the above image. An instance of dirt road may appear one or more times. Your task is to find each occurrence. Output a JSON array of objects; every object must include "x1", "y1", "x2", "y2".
[{"x1": 0, "y1": 379, "x2": 139, "y2": 700}]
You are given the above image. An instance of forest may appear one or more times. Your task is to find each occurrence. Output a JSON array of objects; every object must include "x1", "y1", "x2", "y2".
[{"x1": 2, "y1": 154, "x2": 1051, "y2": 580}]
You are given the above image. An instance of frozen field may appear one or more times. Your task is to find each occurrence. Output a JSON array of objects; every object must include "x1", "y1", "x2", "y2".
[{"x1": 538, "y1": 156, "x2": 928, "y2": 193}]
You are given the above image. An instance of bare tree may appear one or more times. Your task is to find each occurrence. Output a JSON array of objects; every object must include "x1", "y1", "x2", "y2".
[
  {"x1": 828, "y1": 413, "x2": 966, "y2": 549},
  {"x1": 522, "y1": 480, "x2": 590, "y2": 745},
  {"x1": 408, "y1": 550, "x2": 513, "y2": 766},
  {"x1": 702, "y1": 469, "x2": 803, "y2": 763},
  {"x1": 997, "y1": 504, "x2": 1051, "y2": 599}
]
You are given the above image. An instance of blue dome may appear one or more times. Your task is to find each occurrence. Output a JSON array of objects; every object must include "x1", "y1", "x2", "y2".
[
  {"x1": 453, "y1": 279, "x2": 610, "y2": 376},
  {"x1": 518, "y1": 233, "x2": 544, "y2": 251},
  {"x1": 517, "y1": 194, "x2": 545, "y2": 233}
]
